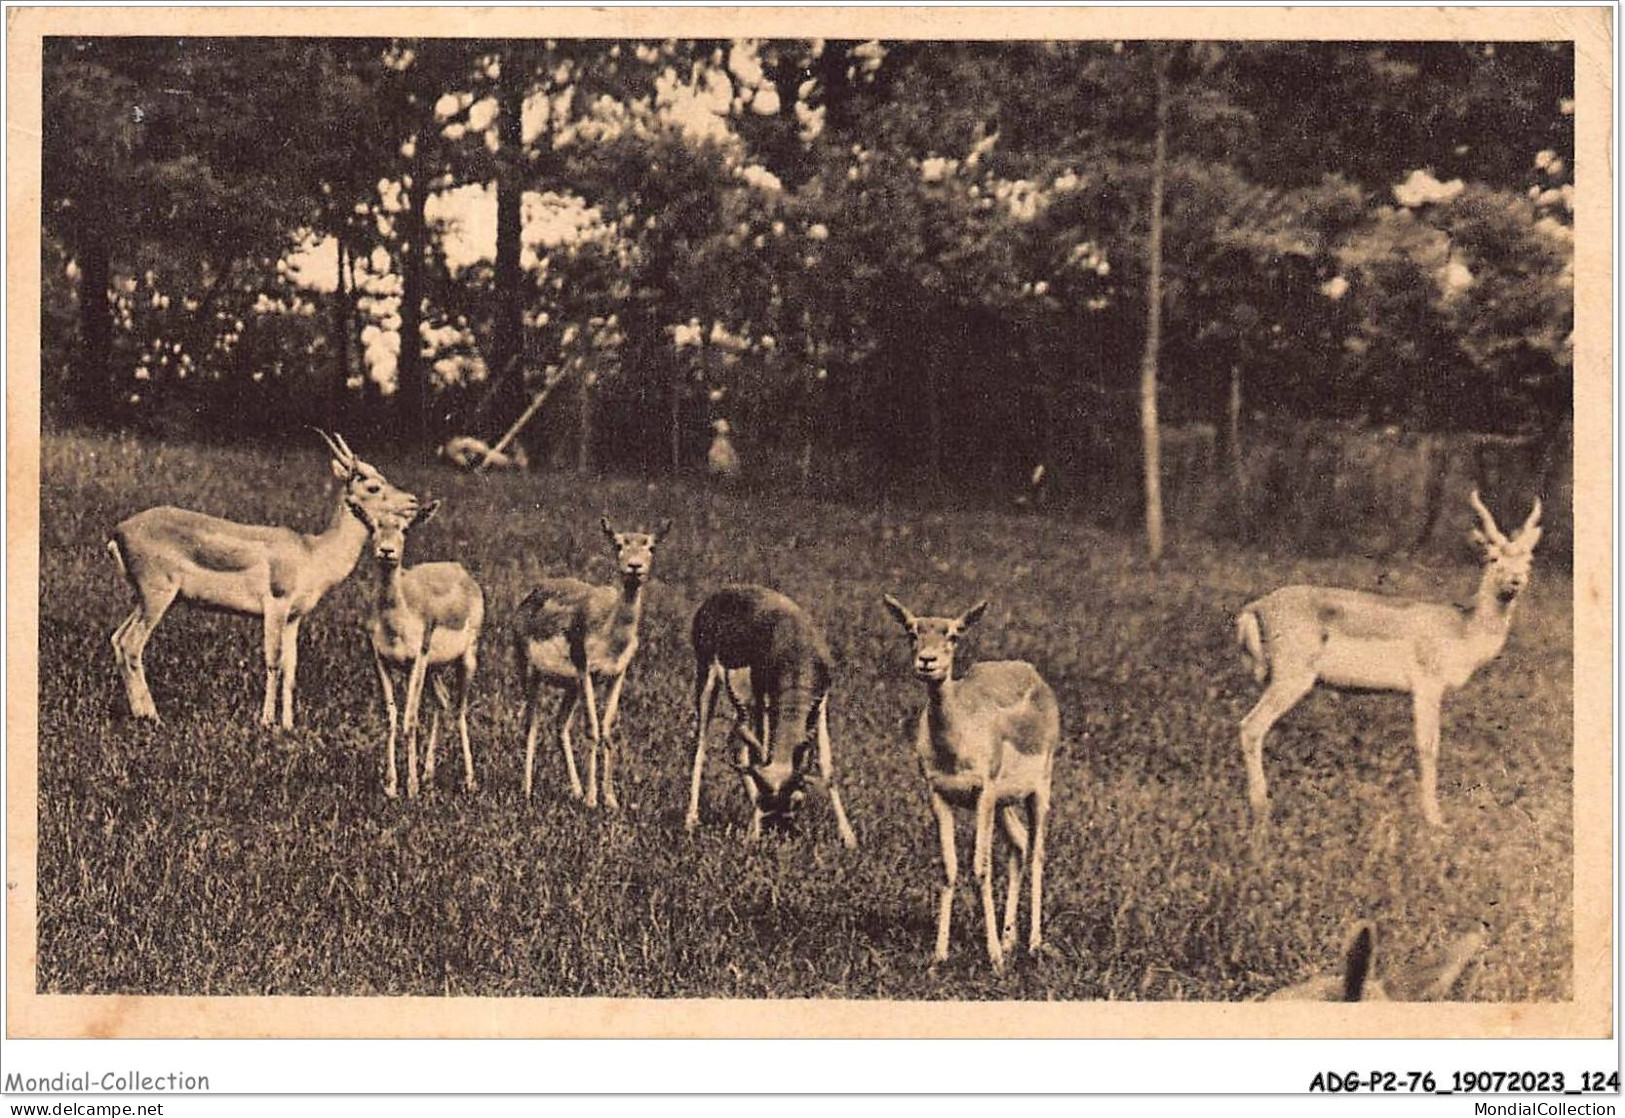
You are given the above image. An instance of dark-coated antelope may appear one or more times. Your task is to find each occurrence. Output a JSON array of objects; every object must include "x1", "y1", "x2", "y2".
[
  {"x1": 687, "y1": 585, "x2": 858, "y2": 847},
  {"x1": 1236, "y1": 491, "x2": 1543, "y2": 827},
  {"x1": 1268, "y1": 922, "x2": 1486, "y2": 1001},
  {"x1": 516, "y1": 518, "x2": 670, "y2": 807},
  {"x1": 107, "y1": 430, "x2": 417, "y2": 728},
  {"x1": 883, "y1": 596, "x2": 1060, "y2": 971},
  {"x1": 356, "y1": 498, "x2": 484, "y2": 799}
]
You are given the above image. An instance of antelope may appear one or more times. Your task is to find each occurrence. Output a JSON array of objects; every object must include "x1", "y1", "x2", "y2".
[
  {"x1": 687, "y1": 585, "x2": 859, "y2": 848},
  {"x1": 355, "y1": 497, "x2": 484, "y2": 800},
  {"x1": 1236, "y1": 491, "x2": 1543, "y2": 827},
  {"x1": 106, "y1": 430, "x2": 417, "y2": 728},
  {"x1": 1268, "y1": 922, "x2": 1487, "y2": 1001},
  {"x1": 883, "y1": 595, "x2": 1060, "y2": 971},
  {"x1": 516, "y1": 517, "x2": 670, "y2": 807},
  {"x1": 705, "y1": 419, "x2": 741, "y2": 483},
  {"x1": 438, "y1": 435, "x2": 528, "y2": 472}
]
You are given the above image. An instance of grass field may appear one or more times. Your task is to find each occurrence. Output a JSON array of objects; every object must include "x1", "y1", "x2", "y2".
[{"x1": 34, "y1": 430, "x2": 1573, "y2": 1001}]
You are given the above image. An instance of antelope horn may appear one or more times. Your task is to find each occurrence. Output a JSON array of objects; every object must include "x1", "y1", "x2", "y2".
[
  {"x1": 311, "y1": 427, "x2": 354, "y2": 468},
  {"x1": 732, "y1": 721, "x2": 766, "y2": 763},
  {"x1": 332, "y1": 431, "x2": 358, "y2": 464},
  {"x1": 1467, "y1": 489, "x2": 1508, "y2": 546}
]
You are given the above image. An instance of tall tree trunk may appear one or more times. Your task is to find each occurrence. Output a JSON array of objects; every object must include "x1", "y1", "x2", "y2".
[
  {"x1": 1227, "y1": 362, "x2": 1246, "y2": 527},
  {"x1": 924, "y1": 317, "x2": 944, "y2": 496},
  {"x1": 76, "y1": 232, "x2": 113, "y2": 423},
  {"x1": 492, "y1": 46, "x2": 527, "y2": 437},
  {"x1": 577, "y1": 365, "x2": 594, "y2": 474},
  {"x1": 331, "y1": 232, "x2": 351, "y2": 429},
  {"x1": 396, "y1": 154, "x2": 429, "y2": 450},
  {"x1": 1139, "y1": 45, "x2": 1169, "y2": 560},
  {"x1": 670, "y1": 348, "x2": 685, "y2": 475}
]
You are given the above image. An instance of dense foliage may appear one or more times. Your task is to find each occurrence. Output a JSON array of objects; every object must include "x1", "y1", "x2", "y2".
[{"x1": 42, "y1": 38, "x2": 1574, "y2": 504}]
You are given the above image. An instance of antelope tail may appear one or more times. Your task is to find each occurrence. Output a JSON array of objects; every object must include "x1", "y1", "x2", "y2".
[
  {"x1": 106, "y1": 537, "x2": 128, "y2": 579},
  {"x1": 1236, "y1": 607, "x2": 1267, "y2": 684}
]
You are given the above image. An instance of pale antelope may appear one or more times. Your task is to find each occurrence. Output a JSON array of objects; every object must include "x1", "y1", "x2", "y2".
[
  {"x1": 438, "y1": 435, "x2": 528, "y2": 472},
  {"x1": 516, "y1": 517, "x2": 670, "y2": 807},
  {"x1": 355, "y1": 497, "x2": 484, "y2": 800},
  {"x1": 687, "y1": 585, "x2": 859, "y2": 848},
  {"x1": 706, "y1": 419, "x2": 741, "y2": 483},
  {"x1": 1267, "y1": 922, "x2": 1486, "y2": 1001},
  {"x1": 1237, "y1": 491, "x2": 1543, "y2": 827},
  {"x1": 883, "y1": 596, "x2": 1060, "y2": 971},
  {"x1": 106, "y1": 430, "x2": 416, "y2": 728}
]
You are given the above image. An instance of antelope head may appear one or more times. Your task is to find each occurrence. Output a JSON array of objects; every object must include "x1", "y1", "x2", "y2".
[
  {"x1": 728, "y1": 693, "x2": 821, "y2": 825},
  {"x1": 1468, "y1": 490, "x2": 1543, "y2": 605},
  {"x1": 883, "y1": 595, "x2": 989, "y2": 684},
  {"x1": 314, "y1": 429, "x2": 417, "y2": 520},
  {"x1": 601, "y1": 516, "x2": 673, "y2": 587},
  {"x1": 348, "y1": 498, "x2": 441, "y2": 567}
]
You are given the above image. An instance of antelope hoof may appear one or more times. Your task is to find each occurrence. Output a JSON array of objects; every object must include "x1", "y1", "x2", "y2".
[
  {"x1": 464, "y1": 779, "x2": 479, "y2": 794},
  {"x1": 384, "y1": 784, "x2": 399, "y2": 800},
  {"x1": 684, "y1": 813, "x2": 701, "y2": 833}
]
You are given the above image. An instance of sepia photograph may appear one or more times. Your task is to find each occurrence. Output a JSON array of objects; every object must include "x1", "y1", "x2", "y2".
[{"x1": 4, "y1": 5, "x2": 1612, "y2": 1051}]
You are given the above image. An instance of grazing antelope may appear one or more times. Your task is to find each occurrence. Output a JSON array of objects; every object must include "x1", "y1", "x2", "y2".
[
  {"x1": 1267, "y1": 922, "x2": 1486, "y2": 1001},
  {"x1": 516, "y1": 517, "x2": 670, "y2": 807},
  {"x1": 687, "y1": 585, "x2": 859, "y2": 848},
  {"x1": 883, "y1": 595, "x2": 1060, "y2": 971},
  {"x1": 1236, "y1": 491, "x2": 1543, "y2": 827},
  {"x1": 355, "y1": 497, "x2": 484, "y2": 799},
  {"x1": 106, "y1": 430, "x2": 416, "y2": 728}
]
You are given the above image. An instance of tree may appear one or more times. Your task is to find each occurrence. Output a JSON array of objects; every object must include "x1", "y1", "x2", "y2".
[{"x1": 1139, "y1": 44, "x2": 1170, "y2": 560}]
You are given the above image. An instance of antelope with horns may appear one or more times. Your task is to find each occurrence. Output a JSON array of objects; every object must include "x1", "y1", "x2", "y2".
[
  {"x1": 883, "y1": 596, "x2": 1060, "y2": 971},
  {"x1": 516, "y1": 517, "x2": 670, "y2": 807},
  {"x1": 1267, "y1": 922, "x2": 1487, "y2": 1001},
  {"x1": 107, "y1": 430, "x2": 417, "y2": 728},
  {"x1": 355, "y1": 497, "x2": 484, "y2": 799},
  {"x1": 687, "y1": 585, "x2": 859, "y2": 848},
  {"x1": 1236, "y1": 491, "x2": 1543, "y2": 827}
]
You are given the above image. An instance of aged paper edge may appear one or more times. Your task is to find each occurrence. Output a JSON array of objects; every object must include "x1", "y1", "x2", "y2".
[{"x1": 5, "y1": 4, "x2": 1613, "y2": 1040}]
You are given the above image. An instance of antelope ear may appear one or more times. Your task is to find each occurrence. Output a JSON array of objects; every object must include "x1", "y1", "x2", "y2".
[
  {"x1": 1519, "y1": 526, "x2": 1543, "y2": 552},
  {"x1": 1519, "y1": 497, "x2": 1543, "y2": 536},
  {"x1": 957, "y1": 600, "x2": 990, "y2": 631},
  {"x1": 600, "y1": 515, "x2": 617, "y2": 541},
  {"x1": 331, "y1": 457, "x2": 351, "y2": 482},
  {"x1": 1469, "y1": 527, "x2": 1495, "y2": 554},
  {"x1": 882, "y1": 594, "x2": 916, "y2": 633},
  {"x1": 414, "y1": 499, "x2": 443, "y2": 526},
  {"x1": 655, "y1": 518, "x2": 674, "y2": 543},
  {"x1": 1343, "y1": 924, "x2": 1377, "y2": 1002}
]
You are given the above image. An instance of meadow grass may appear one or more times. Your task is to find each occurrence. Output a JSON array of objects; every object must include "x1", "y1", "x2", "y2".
[{"x1": 35, "y1": 431, "x2": 1572, "y2": 1000}]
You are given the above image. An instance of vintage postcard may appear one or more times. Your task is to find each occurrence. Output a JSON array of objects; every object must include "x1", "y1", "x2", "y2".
[{"x1": 6, "y1": 5, "x2": 1612, "y2": 1042}]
